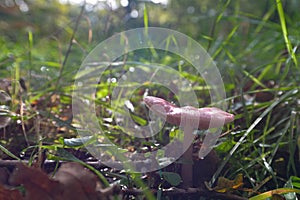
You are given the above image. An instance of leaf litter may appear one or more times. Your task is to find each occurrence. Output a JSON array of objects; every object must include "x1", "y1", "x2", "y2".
[{"x1": 0, "y1": 162, "x2": 120, "y2": 200}]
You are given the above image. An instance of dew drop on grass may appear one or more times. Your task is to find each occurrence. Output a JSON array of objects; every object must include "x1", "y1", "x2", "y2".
[
  {"x1": 20, "y1": 151, "x2": 25, "y2": 158},
  {"x1": 40, "y1": 66, "x2": 49, "y2": 72},
  {"x1": 129, "y1": 67, "x2": 135, "y2": 72}
]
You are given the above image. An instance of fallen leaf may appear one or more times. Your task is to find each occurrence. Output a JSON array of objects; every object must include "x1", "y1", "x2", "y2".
[
  {"x1": 0, "y1": 184, "x2": 23, "y2": 200},
  {"x1": 206, "y1": 174, "x2": 244, "y2": 193},
  {"x1": 53, "y1": 162, "x2": 98, "y2": 200},
  {"x1": 0, "y1": 162, "x2": 119, "y2": 200},
  {"x1": 9, "y1": 164, "x2": 62, "y2": 200}
]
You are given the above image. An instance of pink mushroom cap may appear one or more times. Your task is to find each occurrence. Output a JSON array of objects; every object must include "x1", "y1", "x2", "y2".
[{"x1": 144, "y1": 96, "x2": 234, "y2": 130}]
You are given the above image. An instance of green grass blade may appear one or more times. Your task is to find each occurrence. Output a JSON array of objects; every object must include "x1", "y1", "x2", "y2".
[
  {"x1": 143, "y1": 5, "x2": 148, "y2": 31},
  {"x1": 209, "y1": 89, "x2": 299, "y2": 186},
  {"x1": 0, "y1": 144, "x2": 21, "y2": 160},
  {"x1": 276, "y1": 0, "x2": 298, "y2": 67}
]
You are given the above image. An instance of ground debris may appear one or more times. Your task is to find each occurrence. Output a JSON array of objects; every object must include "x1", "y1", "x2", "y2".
[{"x1": 0, "y1": 162, "x2": 119, "y2": 200}]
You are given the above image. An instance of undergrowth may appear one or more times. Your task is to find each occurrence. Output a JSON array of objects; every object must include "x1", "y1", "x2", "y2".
[{"x1": 0, "y1": 0, "x2": 299, "y2": 199}]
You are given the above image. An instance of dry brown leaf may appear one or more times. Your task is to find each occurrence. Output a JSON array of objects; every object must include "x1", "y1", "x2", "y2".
[
  {"x1": 9, "y1": 164, "x2": 63, "y2": 200},
  {"x1": 0, "y1": 184, "x2": 23, "y2": 200},
  {"x1": 0, "y1": 167, "x2": 22, "y2": 200},
  {"x1": 53, "y1": 162, "x2": 98, "y2": 200},
  {"x1": 0, "y1": 163, "x2": 120, "y2": 200},
  {"x1": 0, "y1": 162, "x2": 118, "y2": 200}
]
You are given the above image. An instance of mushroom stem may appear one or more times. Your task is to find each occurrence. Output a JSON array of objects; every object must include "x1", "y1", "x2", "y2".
[{"x1": 181, "y1": 125, "x2": 195, "y2": 187}]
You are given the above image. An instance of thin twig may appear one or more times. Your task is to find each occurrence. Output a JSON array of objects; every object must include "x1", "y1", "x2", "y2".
[{"x1": 54, "y1": 1, "x2": 86, "y2": 90}]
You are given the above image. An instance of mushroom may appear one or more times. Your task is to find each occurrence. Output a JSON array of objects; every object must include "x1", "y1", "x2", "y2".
[{"x1": 143, "y1": 96, "x2": 234, "y2": 187}]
